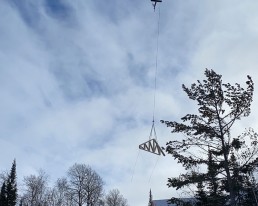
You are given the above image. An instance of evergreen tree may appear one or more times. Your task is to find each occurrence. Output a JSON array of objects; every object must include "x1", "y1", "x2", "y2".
[
  {"x1": 161, "y1": 69, "x2": 258, "y2": 205},
  {"x1": 148, "y1": 189, "x2": 153, "y2": 206},
  {"x1": 206, "y1": 150, "x2": 226, "y2": 205},
  {"x1": 19, "y1": 198, "x2": 23, "y2": 206},
  {"x1": 6, "y1": 159, "x2": 17, "y2": 206},
  {"x1": 0, "y1": 181, "x2": 7, "y2": 205},
  {"x1": 195, "y1": 182, "x2": 208, "y2": 206}
]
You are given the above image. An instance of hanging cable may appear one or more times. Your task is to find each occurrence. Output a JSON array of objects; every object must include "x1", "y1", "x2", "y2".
[{"x1": 152, "y1": 5, "x2": 161, "y2": 124}]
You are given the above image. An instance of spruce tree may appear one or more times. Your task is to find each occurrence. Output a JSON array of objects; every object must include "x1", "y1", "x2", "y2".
[
  {"x1": 161, "y1": 69, "x2": 258, "y2": 205},
  {"x1": 6, "y1": 159, "x2": 17, "y2": 206},
  {"x1": 0, "y1": 181, "x2": 7, "y2": 205}
]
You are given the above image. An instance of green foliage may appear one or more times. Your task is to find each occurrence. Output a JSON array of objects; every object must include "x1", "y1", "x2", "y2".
[{"x1": 161, "y1": 69, "x2": 258, "y2": 205}]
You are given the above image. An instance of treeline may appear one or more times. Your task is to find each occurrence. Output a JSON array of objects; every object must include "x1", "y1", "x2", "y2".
[{"x1": 0, "y1": 161, "x2": 128, "y2": 206}]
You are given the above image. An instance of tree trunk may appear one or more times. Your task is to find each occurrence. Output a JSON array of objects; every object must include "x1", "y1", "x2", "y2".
[{"x1": 216, "y1": 104, "x2": 236, "y2": 206}]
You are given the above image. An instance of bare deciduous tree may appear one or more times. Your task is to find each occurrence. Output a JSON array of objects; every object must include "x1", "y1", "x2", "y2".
[
  {"x1": 67, "y1": 163, "x2": 104, "y2": 206},
  {"x1": 105, "y1": 189, "x2": 128, "y2": 206},
  {"x1": 52, "y1": 177, "x2": 73, "y2": 206},
  {"x1": 21, "y1": 170, "x2": 49, "y2": 206}
]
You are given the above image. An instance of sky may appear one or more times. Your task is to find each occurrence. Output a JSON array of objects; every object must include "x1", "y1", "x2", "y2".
[{"x1": 1, "y1": 0, "x2": 258, "y2": 205}]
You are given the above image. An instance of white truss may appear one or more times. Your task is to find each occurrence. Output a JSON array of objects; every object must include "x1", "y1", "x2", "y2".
[{"x1": 139, "y1": 138, "x2": 165, "y2": 156}]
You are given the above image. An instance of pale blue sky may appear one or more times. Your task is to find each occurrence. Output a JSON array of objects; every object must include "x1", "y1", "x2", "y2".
[{"x1": 1, "y1": 0, "x2": 258, "y2": 205}]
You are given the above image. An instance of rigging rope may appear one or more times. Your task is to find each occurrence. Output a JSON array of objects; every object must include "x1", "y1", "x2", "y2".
[
  {"x1": 131, "y1": 149, "x2": 140, "y2": 182},
  {"x1": 149, "y1": 155, "x2": 160, "y2": 182},
  {"x1": 149, "y1": 120, "x2": 157, "y2": 140}
]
